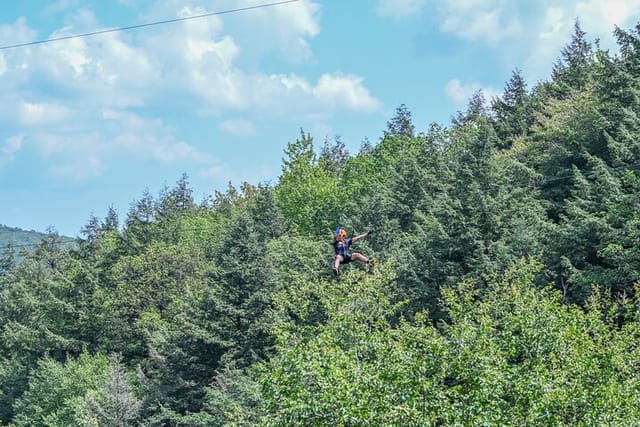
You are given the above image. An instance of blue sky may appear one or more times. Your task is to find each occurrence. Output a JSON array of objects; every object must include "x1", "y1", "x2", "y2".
[{"x1": 1, "y1": 0, "x2": 640, "y2": 236}]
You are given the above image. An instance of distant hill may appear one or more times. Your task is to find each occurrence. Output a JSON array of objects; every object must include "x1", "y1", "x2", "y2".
[{"x1": 0, "y1": 224, "x2": 72, "y2": 253}]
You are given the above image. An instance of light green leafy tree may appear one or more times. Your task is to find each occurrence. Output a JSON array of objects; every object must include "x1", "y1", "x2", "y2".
[
  {"x1": 256, "y1": 258, "x2": 640, "y2": 425},
  {"x1": 275, "y1": 130, "x2": 347, "y2": 237},
  {"x1": 12, "y1": 352, "x2": 109, "y2": 427}
]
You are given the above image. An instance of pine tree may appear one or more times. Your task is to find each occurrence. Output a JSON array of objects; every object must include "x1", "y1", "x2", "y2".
[
  {"x1": 81, "y1": 355, "x2": 143, "y2": 427},
  {"x1": 492, "y1": 69, "x2": 532, "y2": 146},
  {"x1": 0, "y1": 244, "x2": 16, "y2": 278},
  {"x1": 384, "y1": 104, "x2": 415, "y2": 138},
  {"x1": 157, "y1": 173, "x2": 195, "y2": 221},
  {"x1": 551, "y1": 20, "x2": 593, "y2": 95},
  {"x1": 452, "y1": 90, "x2": 489, "y2": 127},
  {"x1": 103, "y1": 206, "x2": 119, "y2": 232},
  {"x1": 319, "y1": 135, "x2": 350, "y2": 176}
]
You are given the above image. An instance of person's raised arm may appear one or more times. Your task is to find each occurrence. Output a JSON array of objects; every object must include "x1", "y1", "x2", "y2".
[{"x1": 351, "y1": 231, "x2": 370, "y2": 243}]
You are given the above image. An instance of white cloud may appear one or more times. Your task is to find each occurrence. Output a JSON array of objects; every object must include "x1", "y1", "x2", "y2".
[
  {"x1": 224, "y1": 0, "x2": 321, "y2": 61},
  {"x1": 3, "y1": 135, "x2": 23, "y2": 154},
  {"x1": 200, "y1": 163, "x2": 232, "y2": 180},
  {"x1": 575, "y1": 0, "x2": 640, "y2": 36},
  {"x1": 0, "y1": 16, "x2": 37, "y2": 49},
  {"x1": 0, "y1": 15, "x2": 152, "y2": 109},
  {"x1": 35, "y1": 131, "x2": 99, "y2": 157},
  {"x1": 523, "y1": 1, "x2": 640, "y2": 80},
  {"x1": 0, "y1": 1, "x2": 381, "y2": 184},
  {"x1": 140, "y1": 0, "x2": 320, "y2": 63},
  {"x1": 0, "y1": 134, "x2": 24, "y2": 165},
  {"x1": 524, "y1": 7, "x2": 567, "y2": 80},
  {"x1": 433, "y1": 0, "x2": 640, "y2": 50},
  {"x1": 446, "y1": 79, "x2": 477, "y2": 105},
  {"x1": 101, "y1": 109, "x2": 213, "y2": 164},
  {"x1": 30, "y1": 131, "x2": 107, "y2": 180},
  {"x1": 18, "y1": 101, "x2": 72, "y2": 126},
  {"x1": 13, "y1": 108, "x2": 218, "y2": 180},
  {"x1": 49, "y1": 151, "x2": 105, "y2": 180},
  {"x1": 200, "y1": 162, "x2": 273, "y2": 186},
  {"x1": 1, "y1": 2, "x2": 375, "y2": 118},
  {"x1": 52, "y1": 39, "x2": 90, "y2": 76},
  {"x1": 190, "y1": 69, "x2": 382, "y2": 116},
  {"x1": 219, "y1": 119, "x2": 256, "y2": 137},
  {"x1": 444, "y1": 9, "x2": 522, "y2": 45},
  {"x1": 45, "y1": 0, "x2": 83, "y2": 14},
  {"x1": 81, "y1": 1, "x2": 374, "y2": 117},
  {"x1": 445, "y1": 79, "x2": 499, "y2": 106},
  {"x1": 314, "y1": 73, "x2": 382, "y2": 112},
  {"x1": 151, "y1": 141, "x2": 206, "y2": 163},
  {"x1": 376, "y1": 0, "x2": 426, "y2": 20},
  {"x1": 437, "y1": 1, "x2": 523, "y2": 45},
  {"x1": 431, "y1": 0, "x2": 640, "y2": 83},
  {"x1": 538, "y1": 7, "x2": 565, "y2": 42}
]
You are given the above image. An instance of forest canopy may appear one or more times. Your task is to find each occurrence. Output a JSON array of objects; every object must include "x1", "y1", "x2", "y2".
[{"x1": 3, "y1": 21, "x2": 640, "y2": 426}]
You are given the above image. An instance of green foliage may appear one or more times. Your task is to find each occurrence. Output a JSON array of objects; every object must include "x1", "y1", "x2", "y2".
[
  {"x1": 275, "y1": 130, "x2": 347, "y2": 236},
  {"x1": 12, "y1": 352, "x2": 109, "y2": 427},
  {"x1": 0, "y1": 356, "x2": 28, "y2": 423},
  {"x1": 258, "y1": 268, "x2": 428, "y2": 426},
  {"x1": 258, "y1": 258, "x2": 640, "y2": 425},
  {"x1": 492, "y1": 69, "x2": 533, "y2": 146},
  {"x1": 202, "y1": 365, "x2": 262, "y2": 426},
  {"x1": 384, "y1": 103, "x2": 416, "y2": 138},
  {"x1": 77, "y1": 355, "x2": 143, "y2": 427},
  {"x1": 552, "y1": 20, "x2": 594, "y2": 94},
  {"x1": 5, "y1": 19, "x2": 640, "y2": 425},
  {"x1": 0, "y1": 237, "x2": 93, "y2": 422}
]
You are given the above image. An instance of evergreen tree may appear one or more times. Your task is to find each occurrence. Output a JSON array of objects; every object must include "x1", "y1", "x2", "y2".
[
  {"x1": 0, "y1": 244, "x2": 16, "y2": 278},
  {"x1": 384, "y1": 104, "x2": 415, "y2": 138},
  {"x1": 157, "y1": 173, "x2": 196, "y2": 221},
  {"x1": 12, "y1": 352, "x2": 110, "y2": 427},
  {"x1": 319, "y1": 135, "x2": 350, "y2": 176},
  {"x1": 122, "y1": 189, "x2": 157, "y2": 251},
  {"x1": 452, "y1": 90, "x2": 489, "y2": 127},
  {"x1": 0, "y1": 237, "x2": 90, "y2": 422},
  {"x1": 381, "y1": 126, "x2": 453, "y2": 319},
  {"x1": 79, "y1": 354, "x2": 143, "y2": 427},
  {"x1": 432, "y1": 111, "x2": 547, "y2": 310},
  {"x1": 492, "y1": 69, "x2": 532, "y2": 146},
  {"x1": 103, "y1": 206, "x2": 119, "y2": 232},
  {"x1": 551, "y1": 20, "x2": 593, "y2": 94},
  {"x1": 80, "y1": 213, "x2": 101, "y2": 244}
]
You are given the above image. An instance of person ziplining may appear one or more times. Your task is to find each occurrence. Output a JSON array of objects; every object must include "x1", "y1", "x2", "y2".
[{"x1": 332, "y1": 226, "x2": 374, "y2": 277}]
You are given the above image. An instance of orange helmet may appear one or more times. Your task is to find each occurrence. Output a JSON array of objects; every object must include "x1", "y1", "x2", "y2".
[{"x1": 335, "y1": 227, "x2": 347, "y2": 241}]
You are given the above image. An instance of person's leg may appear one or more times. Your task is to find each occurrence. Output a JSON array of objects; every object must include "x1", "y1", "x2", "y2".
[
  {"x1": 351, "y1": 252, "x2": 369, "y2": 263},
  {"x1": 352, "y1": 252, "x2": 375, "y2": 272},
  {"x1": 333, "y1": 255, "x2": 344, "y2": 275}
]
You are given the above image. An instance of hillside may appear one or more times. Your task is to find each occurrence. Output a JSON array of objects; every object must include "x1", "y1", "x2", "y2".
[
  {"x1": 0, "y1": 224, "x2": 49, "y2": 250},
  {"x1": 0, "y1": 225, "x2": 75, "y2": 263}
]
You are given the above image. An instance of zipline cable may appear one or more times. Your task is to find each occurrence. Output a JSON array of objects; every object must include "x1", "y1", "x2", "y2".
[
  {"x1": 1, "y1": 237, "x2": 77, "y2": 250},
  {"x1": 0, "y1": 0, "x2": 299, "y2": 51}
]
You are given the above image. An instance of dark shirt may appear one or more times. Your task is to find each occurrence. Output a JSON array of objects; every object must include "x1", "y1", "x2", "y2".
[{"x1": 333, "y1": 238, "x2": 353, "y2": 258}]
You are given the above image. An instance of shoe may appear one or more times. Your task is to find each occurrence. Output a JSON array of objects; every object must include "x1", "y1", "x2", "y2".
[{"x1": 332, "y1": 267, "x2": 339, "y2": 277}]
